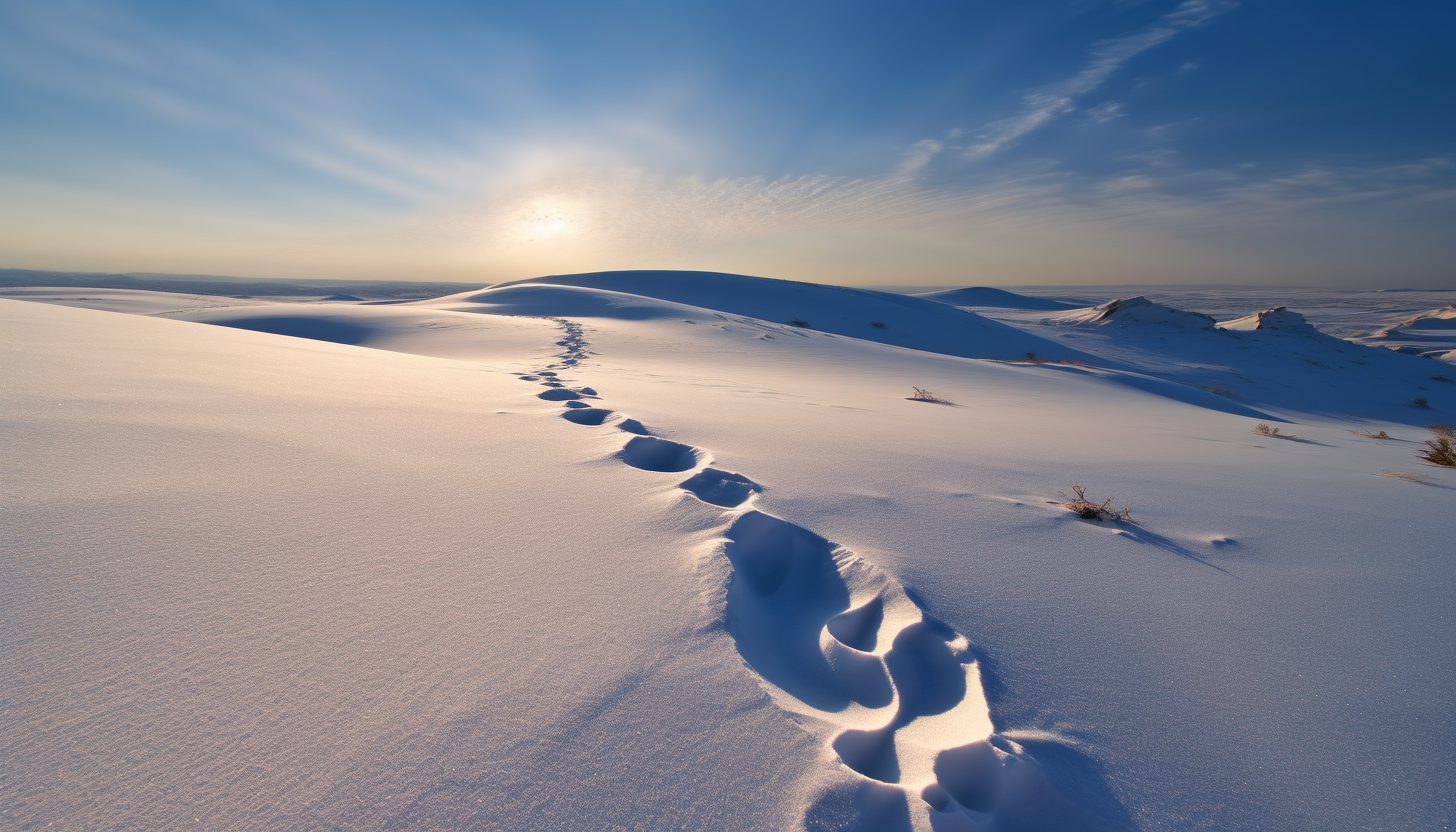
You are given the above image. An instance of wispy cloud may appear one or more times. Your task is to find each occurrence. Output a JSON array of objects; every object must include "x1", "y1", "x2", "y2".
[{"x1": 966, "y1": 0, "x2": 1235, "y2": 158}]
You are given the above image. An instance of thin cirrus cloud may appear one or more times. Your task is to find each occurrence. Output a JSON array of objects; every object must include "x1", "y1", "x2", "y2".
[{"x1": 965, "y1": 0, "x2": 1237, "y2": 159}]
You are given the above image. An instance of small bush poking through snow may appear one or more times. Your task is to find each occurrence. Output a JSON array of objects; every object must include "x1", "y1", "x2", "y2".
[
  {"x1": 908, "y1": 387, "x2": 955, "y2": 405},
  {"x1": 789, "y1": 317, "x2": 811, "y2": 328},
  {"x1": 870, "y1": 320, "x2": 888, "y2": 329},
  {"x1": 1353, "y1": 429, "x2": 1395, "y2": 439},
  {"x1": 1252, "y1": 422, "x2": 1297, "y2": 440},
  {"x1": 1411, "y1": 397, "x2": 1430, "y2": 409},
  {"x1": 1430, "y1": 423, "x2": 1456, "y2": 440},
  {"x1": 1419, "y1": 429, "x2": 1456, "y2": 468},
  {"x1": 1063, "y1": 483, "x2": 1133, "y2": 522}
]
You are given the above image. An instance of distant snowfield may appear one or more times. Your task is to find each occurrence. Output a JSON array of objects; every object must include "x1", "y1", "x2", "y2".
[{"x1": 2, "y1": 273, "x2": 1453, "y2": 832}]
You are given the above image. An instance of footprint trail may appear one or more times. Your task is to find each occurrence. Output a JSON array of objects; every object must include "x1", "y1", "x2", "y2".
[{"x1": 516, "y1": 318, "x2": 1106, "y2": 830}]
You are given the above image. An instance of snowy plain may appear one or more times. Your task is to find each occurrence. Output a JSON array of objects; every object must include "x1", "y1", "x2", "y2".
[{"x1": 2, "y1": 272, "x2": 1453, "y2": 831}]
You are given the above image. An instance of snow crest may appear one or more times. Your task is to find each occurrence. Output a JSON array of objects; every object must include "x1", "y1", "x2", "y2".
[
  {"x1": 1058, "y1": 296, "x2": 1218, "y2": 329},
  {"x1": 1217, "y1": 306, "x2": 1322, "y2": 334}
]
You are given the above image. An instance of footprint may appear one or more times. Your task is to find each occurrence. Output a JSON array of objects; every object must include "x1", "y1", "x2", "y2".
[
  {"x1": 561, "y1": 407, "x2": 614, "y2": 426},
  {"x1": 538, "y1": 388, "x2": 583, "y2": 401},
  {"x1": 716, "y1": 511, "x2": 1088, "y2": 826},
  {"x1": 616, "y1": 436, "x2": 706, "y2": 473},
  {"x1": 678, "y1": 468, "x2": 764, "y2": 508},
  {"x1": 616, "y1": 418, "x2": 650, "y2": 436},
  {"x1": 562, "y1": 400, "x2": 592, "y2": 409}
]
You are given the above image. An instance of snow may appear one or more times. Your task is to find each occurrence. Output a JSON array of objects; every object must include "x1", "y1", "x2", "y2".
[
  {"x1": 914, "y1": 287, "x2": 1083, "y2": 311},
  {"x1": 1216, "y1": 306, "x2": 1322, "y2": 334},
  {"x1": 2, "y1": 272, "x2": 1454, "y2": 831},
  {"x1": 1361, "y1": 304, "x2": 1456, "y2": 362},
  {"x1": 1056, "y1": 296, "x2": 1219, "y2": 330}
]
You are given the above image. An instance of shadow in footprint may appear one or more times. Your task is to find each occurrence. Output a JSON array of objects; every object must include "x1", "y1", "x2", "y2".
[
  {"x1": 679, "y1": 468, "x2": 764, "y2": 508},
  {"x1": 616, "y1": 418, "x2": 651, "y2": 436},
  {"x1": 721, "y1": 512, "x2": 888, "y2": 713},
  {"x1": 562, "y1": 408, "x2": 614, "y2": 426},
  {"x1": 538, "y1": 388, "x2": 581, "y2": 401},
  {"x1": 883, "y1": 620, "x2": 968, "y2": 720},
  {"x1": 617, "y1": 436, "x2": 704, "y2": 473},
  {"x1": 987, "y1": 738, "x2": 1137, "y2": 832}
]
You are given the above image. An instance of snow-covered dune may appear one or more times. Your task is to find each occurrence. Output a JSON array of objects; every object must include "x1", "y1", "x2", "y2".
[
  {"x1": 992, "y1": 297, "x2": 1456, "y2": 423},
  {"x1": 916, "y1": 286, "x2": 1084, "y2": 311},
  {"x1": 1359, "y1": 304, "x2": 1456, "y2": 362},
  {"x1": 468, "y1": 269, "x2": 1092, "y2": 362},
  {"x1": 4, "y1": 277, "x2": 1455, "y2": 831}
]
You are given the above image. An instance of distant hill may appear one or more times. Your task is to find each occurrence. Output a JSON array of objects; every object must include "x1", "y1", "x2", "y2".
[
  {"x1": 915, "y1": 286, "x2": 1084, "y2": 310},
  {"x1": 0, "y1": 268, "x2": 480, "y2": 300}
]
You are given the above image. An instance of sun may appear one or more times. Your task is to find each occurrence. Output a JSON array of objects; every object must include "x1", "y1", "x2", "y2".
[{"x1": 515, "y1": 199, "x2": 581, "y2": 243}]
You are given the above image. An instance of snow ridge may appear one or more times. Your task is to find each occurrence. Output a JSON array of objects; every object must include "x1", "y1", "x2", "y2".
[
  {"x1": 519, "y1": 317, "x2": 1104, "y2": 830},
  {"x1": 1059, "y1": 296, "x2": 1218, "y2": 329},
  {"x1": 1217, "y1": 306, "x2": 1322, "y2": 334}
]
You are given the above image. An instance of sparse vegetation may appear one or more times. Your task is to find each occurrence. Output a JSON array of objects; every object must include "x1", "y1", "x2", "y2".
[
  {"x1": 789, "y1": 317, "x2": 811, "y2": 328},
  {"x1": 1353, "y1": 429, "x2": 1395, "y2": 439},
  {"x1": 1380, "y1": 470, "x2": 1431, "y2": 484},
  {"x1": 1419, "y1": 425, "x2": 1456, "y2": 467},
  {"x1": 1003, "y1": 352, "x2": 1088, "y2": 367},
  {"x1": 908, "y1": 387, "x2": 955, "y2": 405},
  {"x1": 1411, "y1": 397, "x2": 1430, "y2": 409},
  {"x1": 1252, "y1": 422, "x2": 1297, "y2": 440},
  {"x1": 870, "y1": 320, "x2": 888, "y2": 329},
  {"x1": 1063, "y1": 483, "x2": 1132, "y2": 523}
]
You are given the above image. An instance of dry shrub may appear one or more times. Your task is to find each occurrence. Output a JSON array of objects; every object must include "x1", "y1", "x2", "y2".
[
  {"x1": 1063, "y1": 483, "x2": 1133, "y2": 523},
  {"x1": 1352, "y1": 429, "x2": 1395, "y2": 439},
  {"x1": 1252, "y1": 422, "x2": 1297, "y2": 440},
  {"x1": 1429, "y1": 423, "x2": 1456, "y2": 440},
  {"x1": 1379, "y1": 471, "x2": 1431, "y2": 484},
  {"x1": 1018, "y1": 352, "x2": 1089, "y2": 367},
  {"x1": 908, "y1": 387, "x2": 955, "y2": 405},
  {"x1": 1419, "y1": 431, "x2": 1456, "y2": 467}
]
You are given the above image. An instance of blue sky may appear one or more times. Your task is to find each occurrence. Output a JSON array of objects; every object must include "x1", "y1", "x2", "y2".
[{"x1": 1, "y1": 0, "x2": 1451, "y2": 286}]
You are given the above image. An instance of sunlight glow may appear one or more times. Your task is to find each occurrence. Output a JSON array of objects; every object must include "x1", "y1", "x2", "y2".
[{"x1": 515, "y1": 199, "x2": 583, "y2": 244}]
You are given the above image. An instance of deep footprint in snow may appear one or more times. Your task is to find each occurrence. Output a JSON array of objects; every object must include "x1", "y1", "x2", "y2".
[
  {"x1": 617, "y1": 435, "x2": 705, "y2": 473},
  {"x1": 719, "y1": 510, "x2": 1093, "y2": 827},
  {"x1": 616, "y1": 418, "x2": 650, "y2": 436},
  {"x1": 561, "y1": 407, "x2": 614, "y2": 426},
  {"x1": 678, "y1": 468, "x2": 763, "y2": 508}
]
